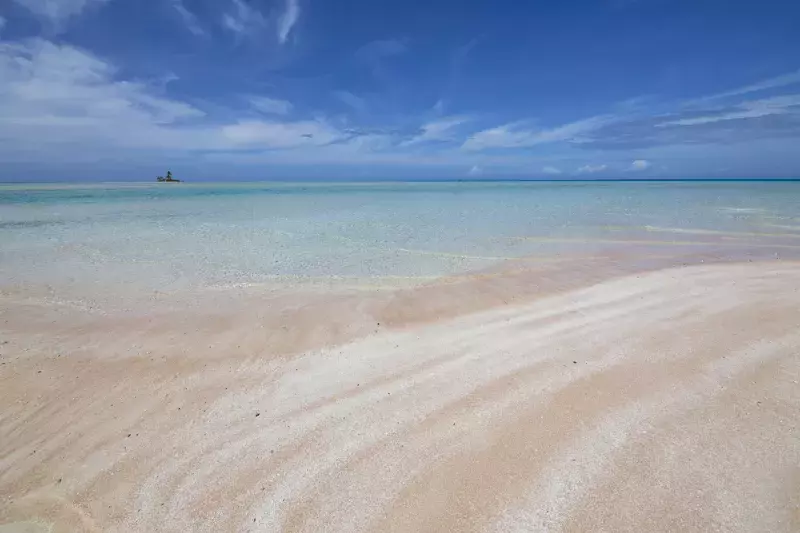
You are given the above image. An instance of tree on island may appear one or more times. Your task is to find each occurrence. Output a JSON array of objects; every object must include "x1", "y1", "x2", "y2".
[{"x1": 156, "y1": 170, "x2": 181, "y2": 182}]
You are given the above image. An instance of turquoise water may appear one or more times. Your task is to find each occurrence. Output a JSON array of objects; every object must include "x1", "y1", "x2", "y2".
[{"x1": 2, "y1": 181, "x2": 800, "y2": 302}]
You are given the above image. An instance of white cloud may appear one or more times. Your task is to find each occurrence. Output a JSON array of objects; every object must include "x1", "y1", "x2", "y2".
[
  {"x1": 249, "y1": 96, "x2": 293, "y2": 115},
  {"x1": 19, "y1": 36, "x2": 800, "y2": 175},
  {"x1": 0, "y1": 39, "x2": 351, "y2": 160},
  {"x1": 170, "y1": 0, "x2": 205, "y2": 36},
  {"x1": 277, "y1": 0, "x2": 300, "y2": 44},
  {"x1": 222, "y1": 0, "x2": 266, "y2": 36},
  {"x1": 0, "y1": 40, "x2": 211, "y2": 154},
  {"x1": 404, "y1": 116, "x2": 469, "y2": 145},
  {"x1": 664, "y1": 113, "x2": 751, "y2": 127},
  {"x1": 468, "y1": 165, "x2": 482, "y2": 176},
  {"x1": 3, "y1": 39, "x2": 621, "y2": 171},
  {"x1": 662, "y1": 94, "x2": 800, "y2": 127},
  {"x1": 12, "y1": 0, "x2": 109, "y2": 26},
  {"x1": 462, "y1": 115, "x2": 610, "y2": 151},
  {"x1": 576, "y1": 164, "x2": 608, "y2": 174},
  {"x1": 0, "y1": 39, "x2": 203, "y2": 125},
  {"x1": 461, "y1": 123, "x2": 528, "y2": 151}
]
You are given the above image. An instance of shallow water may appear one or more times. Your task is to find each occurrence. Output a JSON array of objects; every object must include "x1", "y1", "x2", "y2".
[{"x1": 2, "y1": 181, "x2": 799, "y2": 302}]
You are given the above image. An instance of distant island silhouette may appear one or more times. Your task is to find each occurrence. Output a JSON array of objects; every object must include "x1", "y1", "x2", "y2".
[{"x1": 157, "y1": 170, "x2": 181, "y2": 182}]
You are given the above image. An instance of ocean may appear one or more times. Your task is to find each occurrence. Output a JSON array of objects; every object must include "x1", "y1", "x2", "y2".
[{"x1": 2, "y1": 181, "x2": 799, "y2": 304}]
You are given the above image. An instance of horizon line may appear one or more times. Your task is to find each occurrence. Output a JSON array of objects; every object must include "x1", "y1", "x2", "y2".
[{"x1": 3, "y1": 177, "x2": 800, "y2": 186}]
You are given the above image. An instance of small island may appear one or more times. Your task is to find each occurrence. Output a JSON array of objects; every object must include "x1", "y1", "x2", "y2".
[{"x1": 156, "y1": 170, "x2": 181, "y2": 183}]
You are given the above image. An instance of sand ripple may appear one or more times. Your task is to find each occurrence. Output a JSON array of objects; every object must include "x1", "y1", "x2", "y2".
[{"x1": 1, "y1": 263, "x2": 799, "y2": 532}]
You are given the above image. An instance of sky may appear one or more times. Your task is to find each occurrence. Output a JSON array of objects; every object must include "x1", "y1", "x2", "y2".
[{"x1": 1, "y1": 0, "x2": 800, "y2": 181}]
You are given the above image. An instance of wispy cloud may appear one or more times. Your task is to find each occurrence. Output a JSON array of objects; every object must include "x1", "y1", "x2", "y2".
[
  {"x1": 0, "y1": 41, "x2": 558, "y2": 171},
  {"x1": 0, "y1": 39, "x2": 207, "y2": 155},
  {"x1": 462, "y1": 115, "x2": 610, "y2": 151},
  {"x1": 576, "y1": 164, "x2": 608, "y2": 174},
  {"x1": 221, "y1": 119, "x2": 342, "y2": 148},
  {"x1": 0, "y1": 38, "x2": 365, "y2": 162},
  {"x1": 12, "y1": 0, "x2": 110, "y2": 27},
  {"x1": 404, "y1": 116, "x2": 470, "y2": 145},
  {"x1": 552, "y1": 70, "x2": 800, "y2": 151},
  {"x1": 461, "y1": 123, "x2": 529, "y2": 151},
  {"x1": 3, "y1": 33, "x2": 799, "y2": 176},
  {"x1": 542, "y1": 166, "x2": 562, "y2": 175},
  {"x1": 660, "y1": 94, "x2": 800, "y2": 126},
  {"x1": 170, "y1": 0, "x2": 205, "y2": 36},
  {"x1": 333, "y1": 90, "x2": 367, "y2": 113},
  {"x1": 0, "y1": 16, "x2": 6, "y2": 33},
  {"x1": 222, "y1": 0, "x2": 266, "y2": 37},
  {"x1": 222, "y1": 15, "x2": 244, "y2": 34},
  {"x1": 697, "y1": 69, "x2": 800, "y2": 103},
  {"x1": 249, "y1": 96, "x2": 293, "y2": 115},
  {"x1": 277, "y1": 0, "x2": 300, "y2": 44}
]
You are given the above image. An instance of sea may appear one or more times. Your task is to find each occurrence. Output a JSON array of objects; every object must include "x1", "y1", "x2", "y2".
[{"x1": 2, "y1": 181, "x2": 799, "y2": 305}]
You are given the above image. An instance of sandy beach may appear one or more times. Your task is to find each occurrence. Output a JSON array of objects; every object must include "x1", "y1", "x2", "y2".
[{"x1": 2, "y1": 252, "x2": 799, "y2": 532}]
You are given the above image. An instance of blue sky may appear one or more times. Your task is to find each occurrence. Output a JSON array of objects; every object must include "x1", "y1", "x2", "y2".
[{"x1": 1, "y1": 0, "x2": 799, "y2": 181}]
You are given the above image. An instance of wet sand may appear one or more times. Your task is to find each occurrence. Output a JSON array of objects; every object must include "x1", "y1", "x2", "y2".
[{"x1": 1, "y1": 254, "x2": 799, "y2": 532}]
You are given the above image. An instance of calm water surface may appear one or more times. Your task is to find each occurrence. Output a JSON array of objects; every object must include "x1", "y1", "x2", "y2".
[{"x1": 2, "y1": 181, "x2": 799, "y2": 301}]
